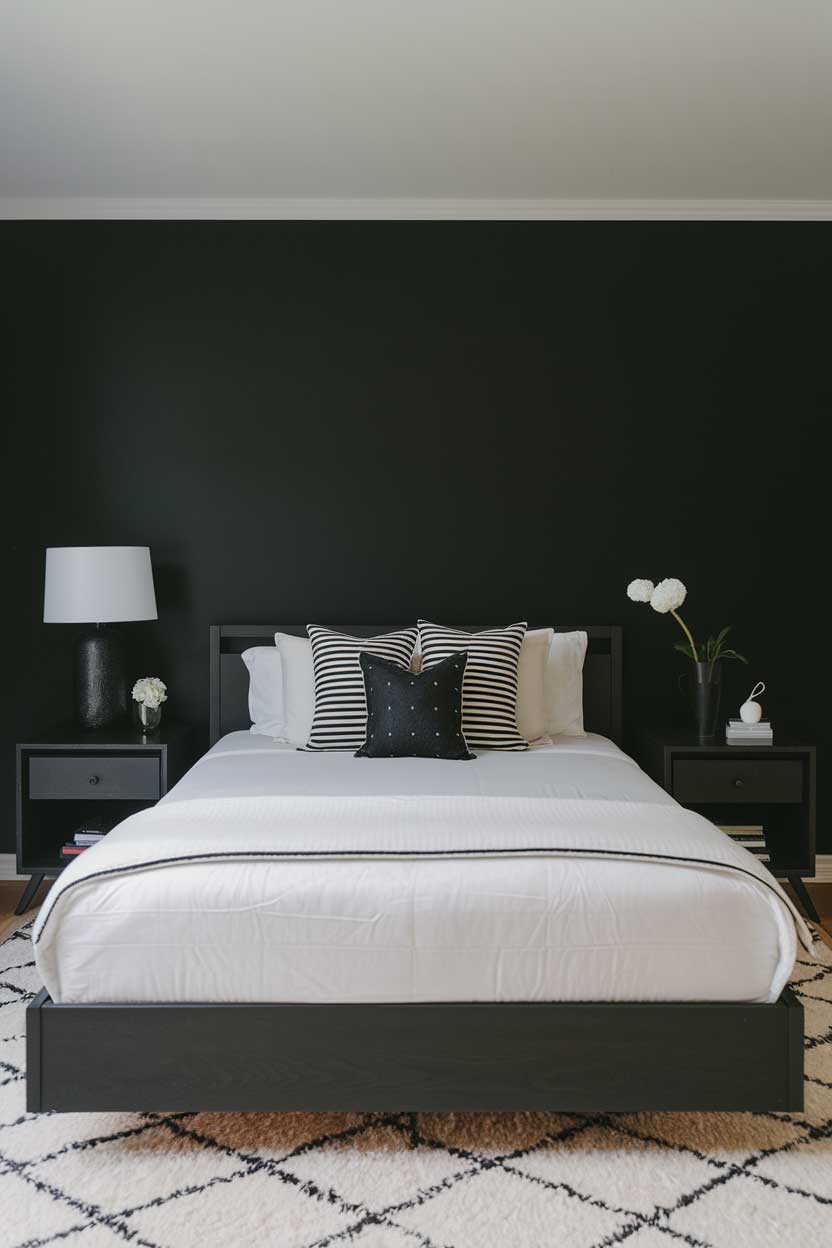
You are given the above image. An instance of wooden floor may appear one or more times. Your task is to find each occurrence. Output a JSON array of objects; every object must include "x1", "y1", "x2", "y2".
[
  {"x1": 788, "y1": 882, "x2": 832, "y2": 950},
  {"x1": 3, "y1": 879, "x2": 831, "y2": 945},
  {"x1": 0, "y1": 880, "x2": 53, "y2": 941}
]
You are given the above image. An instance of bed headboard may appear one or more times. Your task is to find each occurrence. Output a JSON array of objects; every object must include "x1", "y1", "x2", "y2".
[{"x1": 209, "y1": 624, "x2": 623, "y2": 748}]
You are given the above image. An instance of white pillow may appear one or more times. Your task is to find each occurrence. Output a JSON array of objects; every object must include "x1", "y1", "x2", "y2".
[
  {"x1": 515, "y1": 627, "x2": 553, "y2": 743},
  {"x1": 274, "y1": 632, "x2": 316, "y2": 745},
  {"x1": 241, "y1": 646, "x2": 286, "y2": 738},
  {"x1": 414, "y1": 627, "x2": 554, "y2": 741},
  {"x1": 544, "y1": 631, "x2": 587, "y2": 736},
  {"x1": 269, "y1": 628, "x2": 587, "y2": 740}
]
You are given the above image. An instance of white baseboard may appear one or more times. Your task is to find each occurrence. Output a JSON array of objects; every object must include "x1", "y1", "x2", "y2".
[
  {"x1": 0, "y1": 855, "x2": 25, "y2": 881},
  {"x1": 2, "y1": 851, "x2": 831, "y2": 883},
  {"x1": 3, "y1": 197, "x2": 832, "y2": 222},
  {"x1": 811, "y1": 856, "x2": 832, "y2": 884}
]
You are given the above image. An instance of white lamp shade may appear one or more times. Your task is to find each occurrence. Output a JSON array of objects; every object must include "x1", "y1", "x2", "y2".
[{"x1": 44, "y1": 546, "x2": 158, "y2": 624}]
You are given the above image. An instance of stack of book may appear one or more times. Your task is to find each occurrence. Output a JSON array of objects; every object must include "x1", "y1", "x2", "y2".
[
  {"x1": 59, "y1": 827, "x2": 108, "y2": 862},
  {"x1": 720, "y1": 825, "x2": 770, "y2": 865},
  {"x1": 725, "y1": 719, "x2": 773, "y2": 745}
]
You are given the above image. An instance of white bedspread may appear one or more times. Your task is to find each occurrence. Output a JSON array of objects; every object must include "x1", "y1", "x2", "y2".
[{"x1": 33, "y1": 733, "x2": 806, "y2": 1005}]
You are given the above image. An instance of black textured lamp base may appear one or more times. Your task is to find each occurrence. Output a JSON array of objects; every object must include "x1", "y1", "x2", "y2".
[{"x1": 75, "y1": 627, "x2": 127, "y2": 729}]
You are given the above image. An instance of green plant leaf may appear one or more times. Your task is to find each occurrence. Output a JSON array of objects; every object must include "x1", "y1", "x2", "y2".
[
  {"x1": 699, "y1": 626, "x2": 745, "y2": 664},
  {"x1": 713, "y1": 625, "x2": 732, "y2": 650},
  {"x1": 674, "y1": 642, "x2": 696, "y2": 660}
]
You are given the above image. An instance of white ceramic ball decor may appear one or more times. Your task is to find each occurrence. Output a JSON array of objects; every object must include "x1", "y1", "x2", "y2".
[{"x1": 740, "y1": 681, "x2": 765, "y2": 723}]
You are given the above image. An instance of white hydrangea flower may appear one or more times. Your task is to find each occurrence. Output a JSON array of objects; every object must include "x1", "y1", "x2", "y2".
[
  {"x1": 650, "y1": 578, "x2": 687, "y2": 614},
  {"x1": 132, "y1": 676, "x2": 168, "y2": 709},
  {"x1": 626, "y1": 579, "x2": 655, "y2": 603}
]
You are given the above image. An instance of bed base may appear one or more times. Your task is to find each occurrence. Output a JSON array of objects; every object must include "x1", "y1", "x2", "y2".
[{"x1": 27, "y1": 988, "x2": 803, "y2": 1113}]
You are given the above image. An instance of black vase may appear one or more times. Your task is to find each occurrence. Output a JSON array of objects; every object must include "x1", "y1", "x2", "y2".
[
  {"x1": 75, "y1": 626, "x2": 127, "y2": 729},
  {"x1": 685, "y1": 661, "x2": 722, "y2": 741}
]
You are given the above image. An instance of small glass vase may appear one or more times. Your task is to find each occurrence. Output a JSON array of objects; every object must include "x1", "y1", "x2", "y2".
[
  {"x1": 133, "y1": 702, "x2": 162, "y2": 734},
  {"x1": 682, "y1": 661, "x2": 722, "y2": 742}
]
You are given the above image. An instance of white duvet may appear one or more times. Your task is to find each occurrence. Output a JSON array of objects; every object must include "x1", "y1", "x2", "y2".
[{"x1": 33, "y1": 733, "x2": 807, "y2": 1005}]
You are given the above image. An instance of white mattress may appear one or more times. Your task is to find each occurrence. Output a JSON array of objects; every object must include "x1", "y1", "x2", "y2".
[{"x1": 34, "y1": 733, "x2": 799, "y2": 1005}]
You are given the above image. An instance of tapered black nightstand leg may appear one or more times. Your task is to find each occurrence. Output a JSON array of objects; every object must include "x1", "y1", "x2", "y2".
[
  {"x1": 15, "y1": 874, "x2": 45, "y2": 915},
  {"x1": 787, "y1": 873, "x2": 821, "y2": 925}
]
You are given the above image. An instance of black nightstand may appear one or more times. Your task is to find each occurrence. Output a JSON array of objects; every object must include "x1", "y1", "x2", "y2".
[
  {"x1": 640, "y1": 730, "x2": 818, "y2": 922},
  {"x1": 15, "y1": 722, "x2": 192, "y2": 915}
]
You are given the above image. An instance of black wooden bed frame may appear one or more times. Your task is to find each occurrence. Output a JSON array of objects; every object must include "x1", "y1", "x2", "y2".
[{"x1": 27, "y1": 623, "x2": 803, "y2": 1113}]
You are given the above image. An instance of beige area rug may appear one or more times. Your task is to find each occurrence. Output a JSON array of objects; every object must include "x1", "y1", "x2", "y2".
[{"x1": 2, "y1": 923, "x2": 831, "y2": 1248}]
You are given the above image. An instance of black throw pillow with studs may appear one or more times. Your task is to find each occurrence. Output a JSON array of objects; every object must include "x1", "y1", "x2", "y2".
[{"x1": 356, "y1": 651, "x2": 475, "y2": 760}]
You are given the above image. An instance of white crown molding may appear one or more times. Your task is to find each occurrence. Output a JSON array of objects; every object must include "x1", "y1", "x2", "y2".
[
  {"x1": 2, "y1": 852, "x2": 831, "y2": 882},
  {"x1": 2, "y1": 197, "x2": 832, "y2": 221}
]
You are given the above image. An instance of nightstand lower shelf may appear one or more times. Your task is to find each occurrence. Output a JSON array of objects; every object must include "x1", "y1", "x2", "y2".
[
  {"x1": 639, "y1": 731, "x2": 818, "y2": 925},
  {"x1": 15, "y1": 723, "x2": 192, "y2": 915}
]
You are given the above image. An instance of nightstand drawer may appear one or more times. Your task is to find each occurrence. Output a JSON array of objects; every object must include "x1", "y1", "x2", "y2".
[
  {"x1": 673, "y1": 760, "x2": 803, "y2": 805},
  {"x1": 29, "y1": 755, "x2": 161, "y2": 801}
]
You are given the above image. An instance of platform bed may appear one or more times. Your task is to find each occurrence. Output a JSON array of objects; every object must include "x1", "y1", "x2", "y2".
[
  {"x1": 27, "y1": 989, "x2": 803, "y2": 1114},
  {"x1": 26, "y1": 624, "x2": 805, "y2": 1114}
]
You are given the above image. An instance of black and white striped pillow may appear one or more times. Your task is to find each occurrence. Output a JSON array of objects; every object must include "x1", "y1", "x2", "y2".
[
  {"x1": 304, "y1": 625, "x2": 418, "y2": 751},
  {"x1": 417, "y1": 620, "x2": 529, "y2": 751}
]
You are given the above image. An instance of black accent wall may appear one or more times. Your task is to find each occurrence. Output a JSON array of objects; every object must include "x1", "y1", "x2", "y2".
[{"x1": 2, "y1": 222, "x2": 828, "y2": 852}]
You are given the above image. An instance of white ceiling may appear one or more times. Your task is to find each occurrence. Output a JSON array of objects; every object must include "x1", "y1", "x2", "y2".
[{"x1": 2, "y1": 1, "x2": 832, "y2": 214}]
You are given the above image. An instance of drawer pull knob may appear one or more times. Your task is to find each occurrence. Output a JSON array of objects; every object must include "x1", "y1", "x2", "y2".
[
  {"x1": 733, "y1": 778, "x2": 744, "y2": 789},
  {"x1": 88, "y1": 775, "x2": 100, "y2": 786}
]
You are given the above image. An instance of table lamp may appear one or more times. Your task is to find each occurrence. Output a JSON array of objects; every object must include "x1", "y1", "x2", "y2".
[{"x1": 44, "y1": 546, "x2": 158, "y2": 729}]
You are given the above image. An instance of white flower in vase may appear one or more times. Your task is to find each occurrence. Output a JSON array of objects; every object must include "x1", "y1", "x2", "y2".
[
  {"x1": 132, "y1": 676, "x2": 167, "y2": 732},
  {"x1": 625, "y1": 577, "x2": 746, "y2": 668},
  {"x1": 625, "y1": 575, "x2": 748, "y2": 739},
  {"x1": 649, "y1": 578, "x2": 687, "y2": 614},
  {"x1": 626, "y1": 579, "x2": 655, "y2": 603}
]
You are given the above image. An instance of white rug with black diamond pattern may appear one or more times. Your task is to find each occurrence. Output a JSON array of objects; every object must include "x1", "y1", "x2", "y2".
[{"x1": 2, "y1": 921, "x2": 831, "y2": 1248}]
